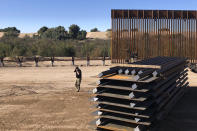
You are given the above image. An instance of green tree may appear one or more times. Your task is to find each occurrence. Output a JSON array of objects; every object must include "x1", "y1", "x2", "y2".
[
  {"x1": 12, "y1": 43, "x2": 27, "y2": 67},
  {"x1": 69, "y1": 24, "x2": 80, "y2": 39},
  {"x1": 81, "y1": 43, "x2": 95, "y2": 57},
  {"x1": 37, "y1": 40, "x2": 56, "y2": 57},
  {"x1": 77, "y1": 30, "x2": 87, "y2": 40},
  {"x1": 1, "y1": 27, "x2": 20, "y2": 38},
  {"x1": 56, "y1": 42, "x2": 75, "y2": 56},
  {"x1": 101, "y1": 42, "x2": 110, "y2": 57},
  {"x1": 90, "y1": 28, "x2": 99, "y2": 32},
  {"x1": 12, "y1": 44, "x2": 27, "y2": 57},
  {"x1": 55, "y1": 26, "x2": 68, "y2": 40},
  {"x1": 0, "y1": 44, "x2": 8, "y2": 57},
  {"x1": 38, "y1": 26, "x2": 48, "y2": 35},
  {"x1": 42, "y1": 26, "x2": 68, "y2": 40},
  {"x1": 0, "y1": 43, "x2": 11, "y2": 67},
  {"x1": 0, "y1": 27, "x2": 20, "y2": 33},
  {"x1": 106, "y1": 29, "x2": 111, "y2": 31}
]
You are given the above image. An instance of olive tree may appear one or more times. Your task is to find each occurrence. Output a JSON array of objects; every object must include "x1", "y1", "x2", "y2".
[
  {"x1": 1, "y1": 27, "x2": 20, "y2": 38},
  {"x1": 12, "y1": 44, "x2": 27, "y2": 67},
  {"x1": 69, "y1": 24, "x2": 80, "y2": 39},
  {"x1": 0, "y1": 44, "x2": 7, "y2": 67},
  {"x1": 90, "y1": 28, "x2": 99, "y2": 32}
]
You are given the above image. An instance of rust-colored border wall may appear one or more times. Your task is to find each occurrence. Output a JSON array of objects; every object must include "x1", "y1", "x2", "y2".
[{"x1": 111, "y1": 10, "x2": 197, "y2": 63}]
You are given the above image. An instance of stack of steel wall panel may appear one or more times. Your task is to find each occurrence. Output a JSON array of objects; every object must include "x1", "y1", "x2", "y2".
[
  {"x1": 189, "y1": 63, "x2": 197, "y2": 73},
  {"x1": 91, "y1": 56, "x2": 188, "y2": 131}
]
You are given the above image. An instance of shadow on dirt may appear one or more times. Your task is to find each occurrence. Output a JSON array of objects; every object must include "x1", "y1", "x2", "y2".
[{"x1": 155, "y1": 87, "x2": 197, "y2": 131}]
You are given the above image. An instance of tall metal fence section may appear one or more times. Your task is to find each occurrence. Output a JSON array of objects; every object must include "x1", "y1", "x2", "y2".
[{"x1": 111, "y1": 10, "x2": 197, "y2": 64}]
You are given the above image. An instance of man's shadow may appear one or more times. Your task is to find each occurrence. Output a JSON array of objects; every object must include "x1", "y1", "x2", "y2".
[{"x1": 155, "y1": 87, "x2": 197, "y2": 131}]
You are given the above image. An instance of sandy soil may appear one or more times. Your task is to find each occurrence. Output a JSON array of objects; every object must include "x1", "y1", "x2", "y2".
[
  {"x1": 0, "y1": 60, "x2": 111, "y2": 131},
  {"x1": 0, "y1": 60, "x2": 197, "y2": 131}
]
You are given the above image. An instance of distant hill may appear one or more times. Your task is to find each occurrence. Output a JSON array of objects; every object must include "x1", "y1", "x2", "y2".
[
  {"x1": 0, "y1": 32, "x2": 4, "y2": 38},
  {"x1": 0, "y1": 31, "x2": 111, "y2": 40},
  {"x1": 86, "y1": 32, "x2": 111, "y2": 40},
  {"x1": 0, "y1": 32, "x2": 37, "y2": 38},
  {"x1": 18, "y1": 33, "x2": 37, "y2": 38}
]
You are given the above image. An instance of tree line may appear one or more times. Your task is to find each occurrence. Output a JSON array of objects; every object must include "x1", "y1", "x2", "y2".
[{"x1": 0, "y1": 25, "x2": 110, "y2": 67}]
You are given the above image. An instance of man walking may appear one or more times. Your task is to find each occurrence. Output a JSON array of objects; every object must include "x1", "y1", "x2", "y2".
[{"x1": 74, "y1": 66, "x2": 82, "y2": 92}]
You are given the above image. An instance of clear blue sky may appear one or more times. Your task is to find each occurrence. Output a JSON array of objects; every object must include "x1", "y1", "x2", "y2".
[{"x1": 0, "y1": 0, "x2": 196, "y2": 33}]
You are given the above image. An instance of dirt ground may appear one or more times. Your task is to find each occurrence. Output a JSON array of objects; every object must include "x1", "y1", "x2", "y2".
[{"x1": 0, "y1": 60, "x2": 197, "y2": 131}]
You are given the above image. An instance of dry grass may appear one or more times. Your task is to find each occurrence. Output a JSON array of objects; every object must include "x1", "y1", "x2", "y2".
[{"x1": 86, "y1": 32, "x2": 110, "y2": 40}]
